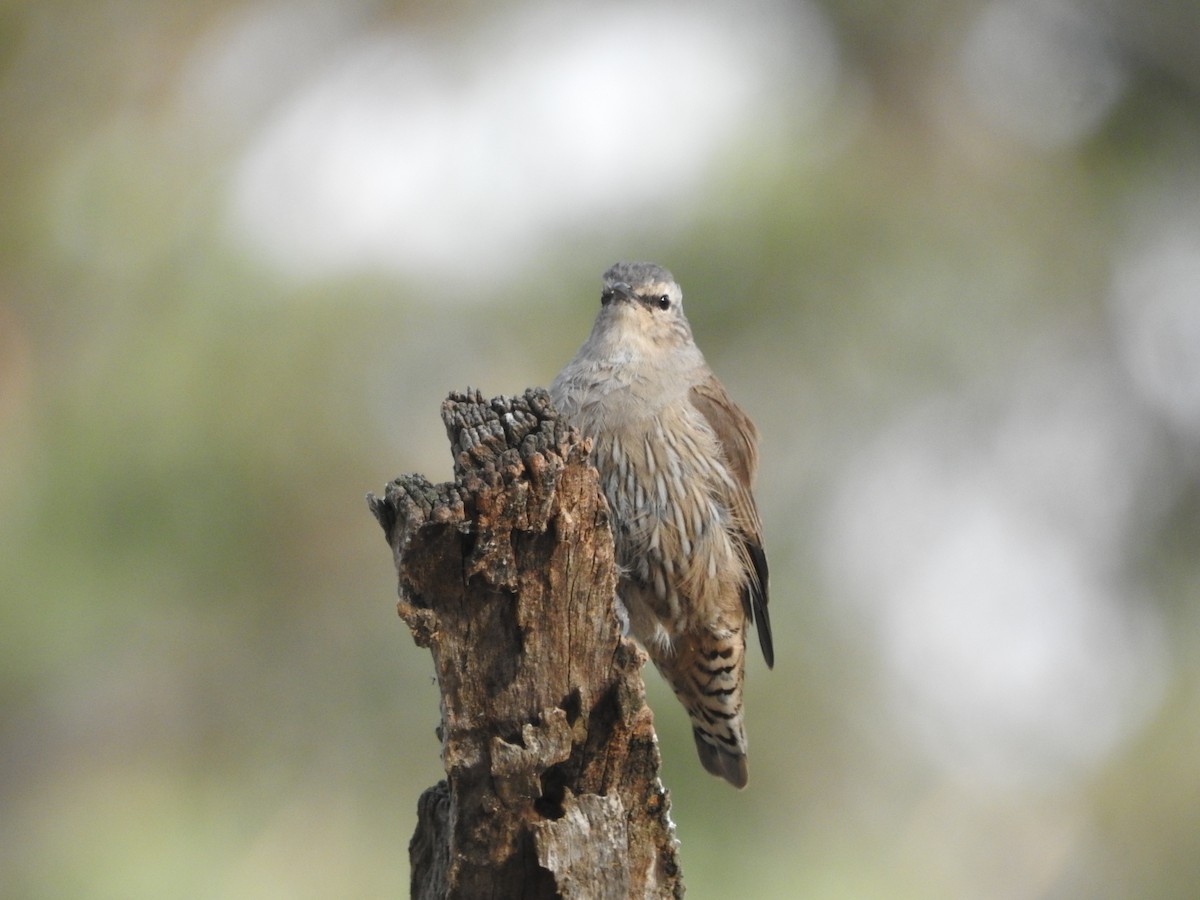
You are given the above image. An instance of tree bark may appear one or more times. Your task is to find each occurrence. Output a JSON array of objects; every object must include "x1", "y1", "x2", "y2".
[{"x1": 367, "y1": 388, "x2": 684, "y2": 899}]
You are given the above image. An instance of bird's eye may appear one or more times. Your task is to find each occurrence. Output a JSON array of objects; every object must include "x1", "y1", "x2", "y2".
[
  {"x1": 657, "y1": 294, "x2": 671, "y2": 310},
  {"x1": 601, "y1": 288, "x2": 614, "y2": 306}
]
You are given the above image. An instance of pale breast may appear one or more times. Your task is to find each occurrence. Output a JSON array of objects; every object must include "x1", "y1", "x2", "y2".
[{"x1": 590, "y1": 403, "x2": 745, "y2": 644}]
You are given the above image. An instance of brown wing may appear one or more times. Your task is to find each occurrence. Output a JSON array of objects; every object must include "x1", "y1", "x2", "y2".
[{"x1": 689, "y1": 374, "x2": 774, "y2": 668}]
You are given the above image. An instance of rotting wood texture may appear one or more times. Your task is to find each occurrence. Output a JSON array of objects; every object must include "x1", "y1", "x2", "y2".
[{"x1": 367, "y1": 387, "x2": 684, "y2": 899}]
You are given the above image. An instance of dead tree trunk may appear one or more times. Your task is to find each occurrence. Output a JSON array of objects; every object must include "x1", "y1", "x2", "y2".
[{"x1": 367, "y1": 388, "x2": 684, "y2": 899}]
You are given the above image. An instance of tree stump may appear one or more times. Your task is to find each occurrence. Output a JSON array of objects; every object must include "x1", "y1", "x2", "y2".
[{"x1": 367, "y1": 388, "x2": 684, "y2": 899}]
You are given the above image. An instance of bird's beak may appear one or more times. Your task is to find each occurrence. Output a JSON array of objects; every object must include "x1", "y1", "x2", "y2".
[{"x1": 611, "y1": 282, "x2": 636, "y2": 303}]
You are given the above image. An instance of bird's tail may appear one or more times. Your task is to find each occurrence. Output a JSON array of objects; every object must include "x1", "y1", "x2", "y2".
[{"x1": 655, "y1": 625, "x2": 749, "y2": 789}]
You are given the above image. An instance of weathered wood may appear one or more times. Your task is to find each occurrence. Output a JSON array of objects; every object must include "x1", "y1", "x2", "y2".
[{"x1": 368, "y1": 388, "x2": 683, "y2": 899}]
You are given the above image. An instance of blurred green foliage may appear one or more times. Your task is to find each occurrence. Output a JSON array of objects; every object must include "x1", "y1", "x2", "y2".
[{"x1": 2, "y1": 1, "x2": 1199, "y2": 897}]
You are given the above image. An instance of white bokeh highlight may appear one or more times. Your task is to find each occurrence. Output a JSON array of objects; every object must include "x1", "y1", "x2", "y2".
[
  {"x1": 215, "y1": 2, "x2": 839, "y2": 286},
  {"x1": 960, "y1": 0, "x2": 1128, "y2": 150},
  {"x1": 1111, "y1": 217, "x2": 1200, "y2": 443},
  {"x1": 822, "y1": 347, "x2": 1167, "y2": 787}
]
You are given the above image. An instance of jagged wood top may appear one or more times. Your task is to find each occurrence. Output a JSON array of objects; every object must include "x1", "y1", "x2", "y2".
[{"x1": 367, "y1": 387, "x2": 589, "y2": 548}]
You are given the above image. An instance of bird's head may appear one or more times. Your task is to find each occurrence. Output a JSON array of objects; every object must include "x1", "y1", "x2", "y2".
[{"x1": 590, "y1": 261, "x2": 694, "y2": 355}]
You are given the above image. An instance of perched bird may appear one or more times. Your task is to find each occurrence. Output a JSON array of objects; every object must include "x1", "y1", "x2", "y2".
[{"x1": 550, "y1": 262, "x2": 773, "y2": 788}]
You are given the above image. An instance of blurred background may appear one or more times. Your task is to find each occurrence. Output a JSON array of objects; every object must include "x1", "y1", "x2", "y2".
[{"x1": 2, "y1": 0, "x2": 1199, "y2": 896}]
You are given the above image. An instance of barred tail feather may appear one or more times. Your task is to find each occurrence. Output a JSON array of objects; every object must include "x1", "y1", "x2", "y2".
[
  {"x1": 693, "y1": 727, "x2": 748, "y2": 789},
  {"x1": 656, "y1": 626, "x2": 750, "y2": 789}
]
